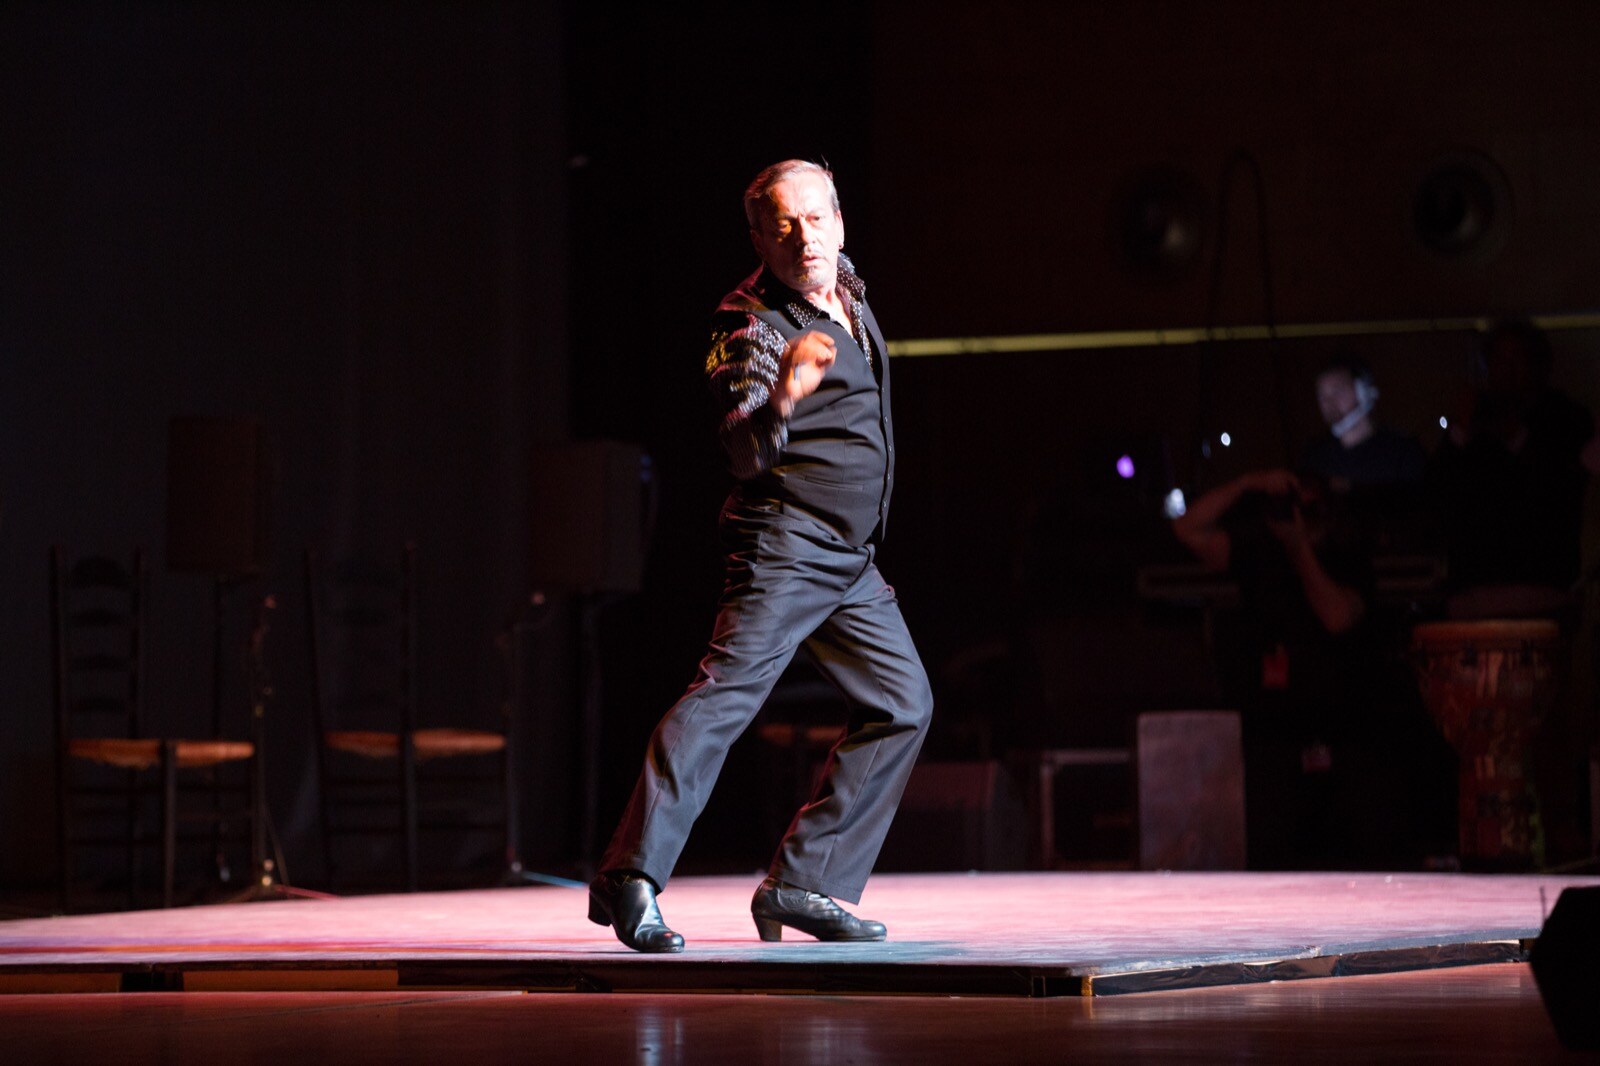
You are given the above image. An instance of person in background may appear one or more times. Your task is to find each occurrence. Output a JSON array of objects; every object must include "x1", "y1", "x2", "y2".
[
  {"x1": 1301, "y1": 356, "x2": 1426, "y2": 494},
  {"x1": 1427, "y1": 319, "x2": 1600, "y2": 862},
  {"x1": 1429, "y1": 320, "x2": 1597, "y2": 618},
  {"x1": 1173, "y1": 466, "x2": 1444, "y2": 868},
  {"x1": 1299, "y1": 355, "x2": 1430, "y2": 557}
]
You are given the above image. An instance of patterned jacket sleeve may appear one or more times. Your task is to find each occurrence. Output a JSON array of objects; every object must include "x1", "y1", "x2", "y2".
[{"x1": 706, "y1": 311, "x2": 789, "y2": 479}]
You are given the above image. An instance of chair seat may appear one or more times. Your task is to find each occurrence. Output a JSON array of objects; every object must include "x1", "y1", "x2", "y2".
[
  {"x1": 324, "y1": 727, "x2": 506, "y2": 761},
  {"x1": 68, "y1": 737, "x2": 255, "y2": 771}
]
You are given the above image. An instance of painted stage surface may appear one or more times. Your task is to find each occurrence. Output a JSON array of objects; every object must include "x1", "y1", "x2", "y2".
[{"x1": 3, "y1": 871, "x2": 1596, "y2": 996}]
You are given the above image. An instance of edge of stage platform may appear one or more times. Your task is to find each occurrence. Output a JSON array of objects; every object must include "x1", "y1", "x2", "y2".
[{"x1": 0, "y1": 937, "x2": 1531, "y2": 998}]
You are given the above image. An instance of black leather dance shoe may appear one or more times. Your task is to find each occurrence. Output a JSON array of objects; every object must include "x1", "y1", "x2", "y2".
[
  {"x1": 750, "y1": 876, "x2": 887, "y2": 942},
  {"x1": 588, "y1": 871, "x2": 685, "y2": 953}
]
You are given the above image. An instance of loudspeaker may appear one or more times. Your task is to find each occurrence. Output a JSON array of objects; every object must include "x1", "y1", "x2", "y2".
[
  {"x1": 1531, "y1": 885, "x2": 1600, "y2": 1051},
  {"x1": 876, "y1": 760, "x2": 1028, "y2": 872},
  {"x1": 166, "y1": 416, "x2": 271, "y2": 576},
  {"x1": 1412, "y1": 149, "x2": 1511, "y2": 261},
  {"x1": 529, "y1": 441, "x2": 651, "y2": 594}
]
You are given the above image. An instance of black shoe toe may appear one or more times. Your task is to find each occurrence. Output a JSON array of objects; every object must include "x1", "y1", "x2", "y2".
[{"x1": 590, "y1": 871, "x2": 685, "y2": 954}]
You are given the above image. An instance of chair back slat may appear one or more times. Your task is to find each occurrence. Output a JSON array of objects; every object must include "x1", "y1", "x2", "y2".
[
  {"x1": 305, "y1": 545, "x2": 419, "y2": 735},
  {"x1": 52, "y1": 546, "x2": 144, "y2": 743},
  {"x1": 68, "y1": 557, "x2": 136, "y2": 589}
]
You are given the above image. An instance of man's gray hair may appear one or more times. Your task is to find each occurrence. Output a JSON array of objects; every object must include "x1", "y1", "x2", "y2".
[{"x1": 743, "y1": 160, "x2": 840, "y2": 229}]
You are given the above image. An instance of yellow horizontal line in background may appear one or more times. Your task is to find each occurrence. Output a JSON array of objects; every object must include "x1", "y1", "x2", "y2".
[{"x1": 886, "y1": 312, "x2": 1600, "y2": 358}]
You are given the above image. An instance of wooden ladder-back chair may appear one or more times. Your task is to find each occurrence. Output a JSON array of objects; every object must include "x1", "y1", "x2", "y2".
[
  {"x1": 52, "y1": 546, "x2": 258, "y2": 910},
  {"x1": 305, "y1": 543, "x2": 514, "y2": 891}
]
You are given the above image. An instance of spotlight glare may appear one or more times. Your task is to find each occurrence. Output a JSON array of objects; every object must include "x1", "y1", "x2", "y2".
[
  {"x1": 1116, "y1": 454, "x2": 1136, "y2": 479},
  {"x1": 1163, "y1": 488, "x2": 1187, "y2": 519},
  {"x1": 1439, "y1": 416, "x2": 1449, "y2": 429},
  {"x1": 1219, "y1": 432, "x2": 1233, "y2": 447}
]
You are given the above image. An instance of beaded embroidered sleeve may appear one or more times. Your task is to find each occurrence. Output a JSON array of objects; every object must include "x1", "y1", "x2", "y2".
[
  {"x1": 706, "y1": 312, "x2": 789, "y2": 480},
  {"x1": 704, "y1": 256, "x2": 870, "y2": 481}
]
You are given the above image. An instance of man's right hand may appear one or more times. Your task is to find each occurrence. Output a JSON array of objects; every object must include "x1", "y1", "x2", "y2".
[{"x1": 771, "y1": 330, "x2": 836, "y2": 418}]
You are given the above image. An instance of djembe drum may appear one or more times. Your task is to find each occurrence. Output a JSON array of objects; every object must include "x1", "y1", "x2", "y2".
[{"x1": 1411, "y1": 619, "x2": 1562, "y2": 869}]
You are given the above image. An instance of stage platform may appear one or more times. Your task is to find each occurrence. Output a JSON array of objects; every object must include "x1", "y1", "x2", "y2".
[{"x1": 3, "y1": 871, "x2": 1595, "y2": 998}]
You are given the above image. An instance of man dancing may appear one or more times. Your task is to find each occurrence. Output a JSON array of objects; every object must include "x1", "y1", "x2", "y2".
[{"x1": 588, "y1": 160, "x2": 933, "y2": 953}]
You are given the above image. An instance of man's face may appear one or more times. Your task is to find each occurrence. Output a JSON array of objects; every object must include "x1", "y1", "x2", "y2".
[
  {"x1": 749, "y1": 172, "x2": 844, "y2": 297},
  {"x1": 1315, "y1": 369, "x2": 1359, "y2": 427}
]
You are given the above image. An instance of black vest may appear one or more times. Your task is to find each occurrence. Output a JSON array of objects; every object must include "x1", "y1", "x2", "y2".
[{"x1": 736, "y1": 278, "x2": 895, "y2": 546}]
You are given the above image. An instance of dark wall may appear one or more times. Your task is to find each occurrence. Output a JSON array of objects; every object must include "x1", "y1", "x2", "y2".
[
  {"x1": 5, "y1": 2, "x2": 1599, "y2": 893},
  {"x1": 0, "y1": 3, "x2": 571, "y2": 890},
  {"x1": 857, "y1": 0, "x2": 1600, "y2": 732},
  {"x1": 569, "y1": 1, "x2": 1600, "y2": 872},
  {"x1": 866, "y1": 0, "x2": 1600, "y2": 334}
]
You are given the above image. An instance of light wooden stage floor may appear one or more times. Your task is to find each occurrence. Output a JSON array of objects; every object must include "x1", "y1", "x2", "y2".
[{"x1": 3, "y1": 870, "x2": 1595, "y2": 997}]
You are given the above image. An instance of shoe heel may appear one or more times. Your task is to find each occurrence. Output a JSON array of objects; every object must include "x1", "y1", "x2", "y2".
[
  {"x1": 587, "y1": 897, "x2": 610, "y2": 928},
  {"x1": 753, "y1": 916, "x2": 783, "y2": 942}
]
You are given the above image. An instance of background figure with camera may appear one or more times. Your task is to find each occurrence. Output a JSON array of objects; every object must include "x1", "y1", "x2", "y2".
[{"x1": 1172, "y1": 467, "x2": 1446, "y2": 869}]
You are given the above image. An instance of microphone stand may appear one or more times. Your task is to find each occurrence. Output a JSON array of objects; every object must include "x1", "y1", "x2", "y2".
[{"x1": 226, "y1": 593, "x2": 335, "y2": 902}]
